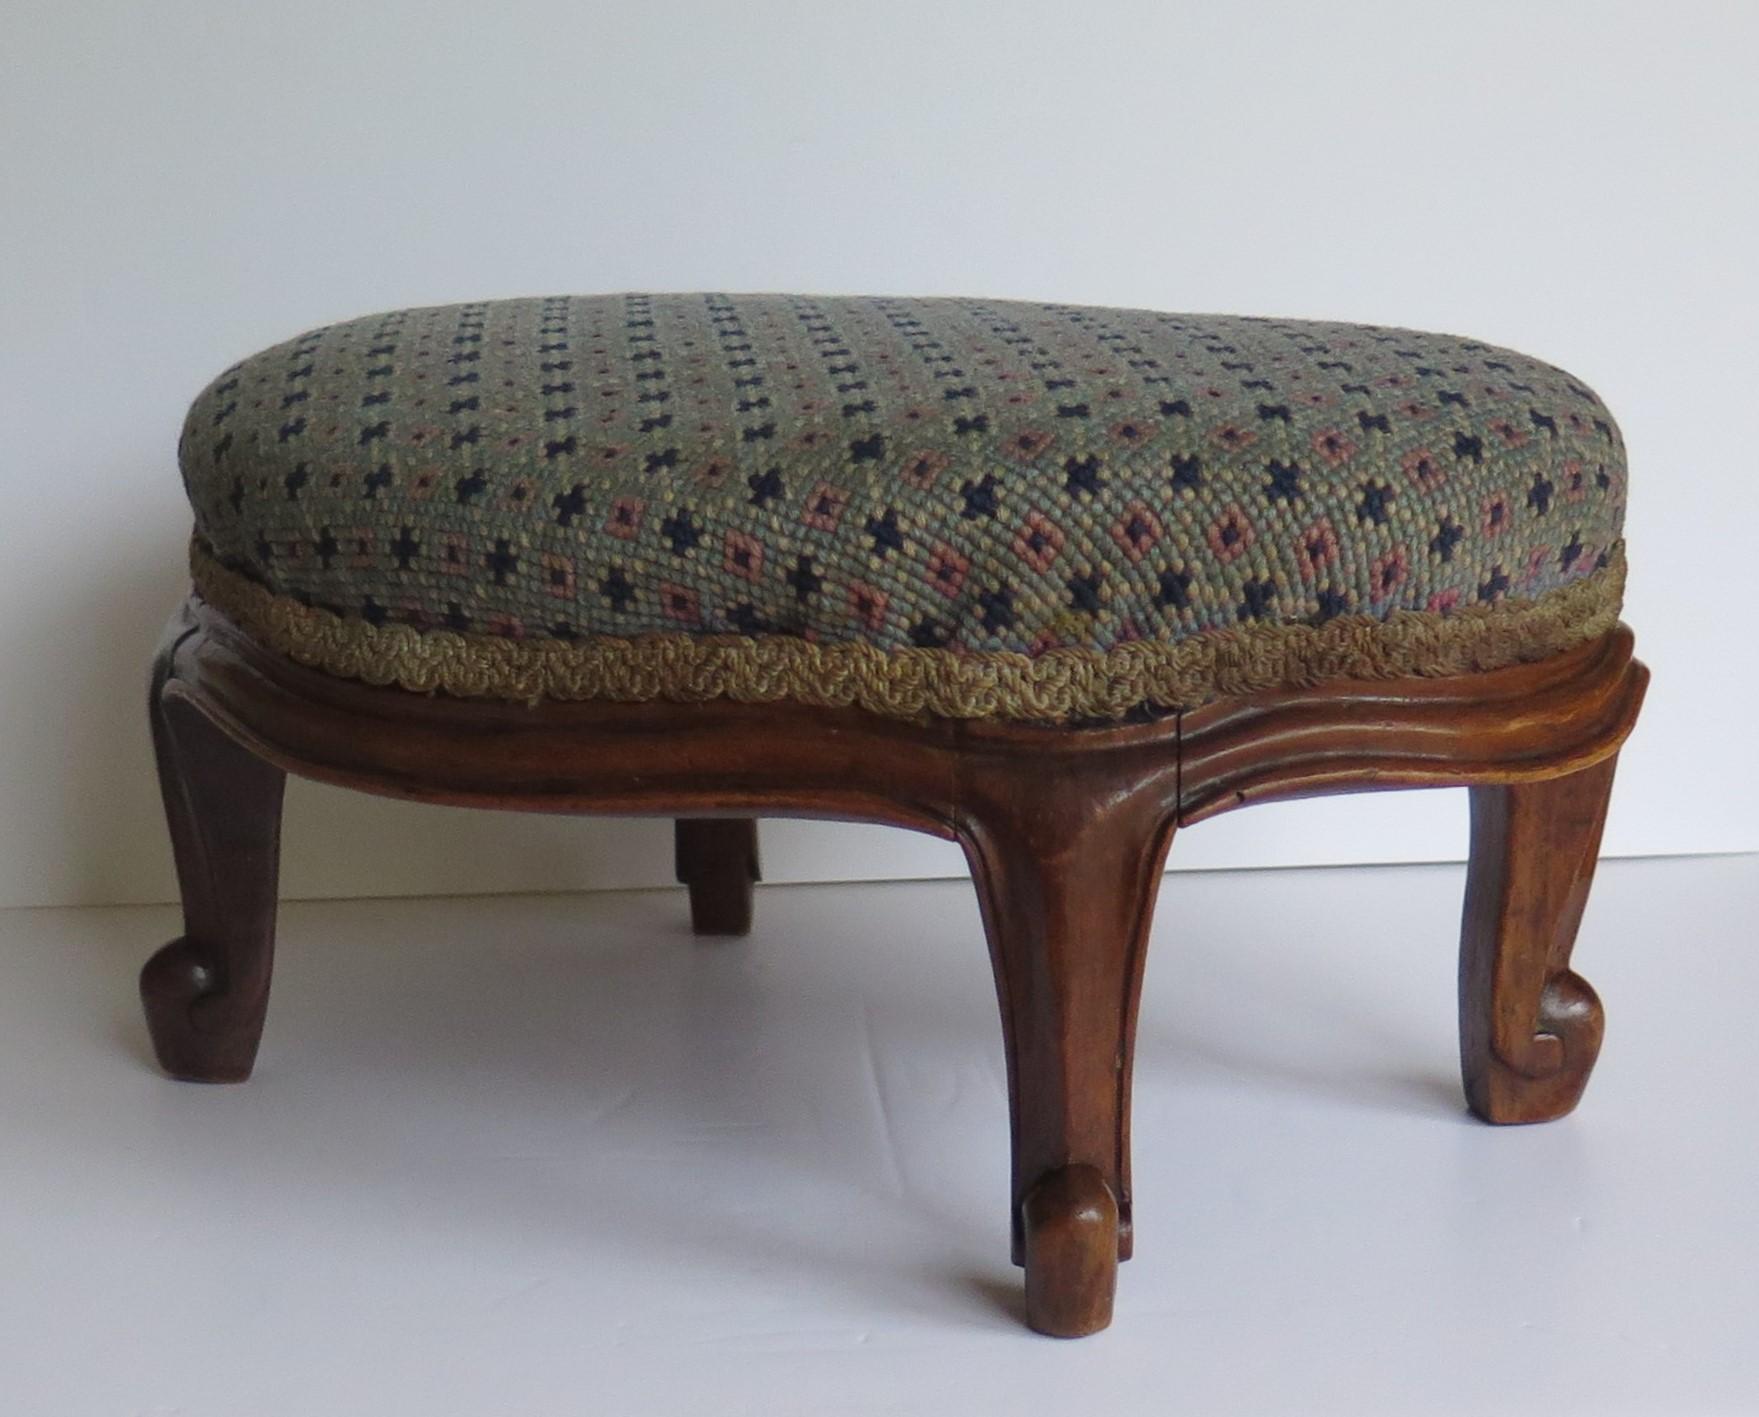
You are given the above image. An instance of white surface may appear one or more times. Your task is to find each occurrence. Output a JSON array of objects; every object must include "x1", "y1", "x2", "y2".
[
  {"x1": 3, "y1": 1, "x2": 1757, "y2": 909},
  {"x1": 2, "y1": 854, "x2": 1755, "y2": 1415}
]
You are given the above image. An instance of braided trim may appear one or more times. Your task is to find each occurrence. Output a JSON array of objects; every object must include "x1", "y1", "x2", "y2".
[{"x1": 190, "y1": 541, "x2": 1625, "y2": 723}]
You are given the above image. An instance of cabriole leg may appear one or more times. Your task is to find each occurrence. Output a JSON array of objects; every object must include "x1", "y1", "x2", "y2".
[
  {"x1": 962, "y1": 786, "x2": 1171, "y2": 1337},
  {"x1": 141, "y1": 653, "x2": 285, "y2": 1082},
  {"x1": 1459, "y1": 753, "x2": 1619, "y2": 1124}
]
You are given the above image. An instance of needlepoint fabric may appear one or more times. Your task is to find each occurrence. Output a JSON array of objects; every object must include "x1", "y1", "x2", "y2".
[{"x1": 181, "y1": 294, "x2": 1626, "y2": 720}]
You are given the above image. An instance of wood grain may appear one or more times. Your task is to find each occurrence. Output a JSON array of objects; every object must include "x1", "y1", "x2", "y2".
[
  {"x1": 1459, "y1": 755, "x2": 1619, "y2": 1123},
  {"x1": 141, "y1": 611, "x2": 286, "y2": 1081},
  {"x1": 141, "y1": 597, "x2": 1646, "y2": 1334}
]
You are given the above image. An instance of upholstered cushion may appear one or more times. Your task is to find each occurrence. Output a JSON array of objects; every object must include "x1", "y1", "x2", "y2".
[{"x1": 182, "y1": 294, "x2": 1625, "y2": 721}]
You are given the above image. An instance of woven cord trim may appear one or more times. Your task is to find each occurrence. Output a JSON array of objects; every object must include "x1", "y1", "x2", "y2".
[{"x1": 190, "y1": 539, "x2": 1625, "y2": 723}]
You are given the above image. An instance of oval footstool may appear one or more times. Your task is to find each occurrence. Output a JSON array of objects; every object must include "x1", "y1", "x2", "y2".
[{"x1": 149, "y1": 294, "x2": 1646, "y2": 1337}]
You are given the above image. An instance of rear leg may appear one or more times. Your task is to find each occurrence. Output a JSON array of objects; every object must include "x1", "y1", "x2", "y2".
[{"x1": 674, "y1": 818, "x2": 760, "y2": 937}]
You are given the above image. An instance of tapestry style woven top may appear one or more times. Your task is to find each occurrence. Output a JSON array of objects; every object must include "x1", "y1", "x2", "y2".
[{"x1": 180, "y1": 294, "x2": 1626, "y2": 721}]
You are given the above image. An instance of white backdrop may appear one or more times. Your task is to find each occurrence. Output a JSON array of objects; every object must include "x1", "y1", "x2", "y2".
[{"x1": 2, "y1": 0, "x2": 1753, "y2": 910}]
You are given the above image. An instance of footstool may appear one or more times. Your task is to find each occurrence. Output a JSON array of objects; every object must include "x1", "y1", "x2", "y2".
[{"x1": 149, "y1": 294, "x2": 1646, "y2": 1336}]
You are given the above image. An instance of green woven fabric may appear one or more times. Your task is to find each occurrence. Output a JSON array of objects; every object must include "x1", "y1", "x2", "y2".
[{"x1": 182, "y1": 294, "x2": 1625, "y2": 667}]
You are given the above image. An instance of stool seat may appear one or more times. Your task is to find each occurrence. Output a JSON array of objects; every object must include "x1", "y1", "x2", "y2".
[{"x1": 183, "y1": 294, "x2": 1625, "y2": 720}]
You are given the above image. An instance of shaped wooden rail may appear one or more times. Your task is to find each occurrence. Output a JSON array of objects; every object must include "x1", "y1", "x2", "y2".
[{"x1": 142, "y1": 599, "x2": 1645, "y2": 1335}]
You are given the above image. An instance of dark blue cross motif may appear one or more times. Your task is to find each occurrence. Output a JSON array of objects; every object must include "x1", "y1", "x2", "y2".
[
  {"x1": 552, "y1": 484, "x2": 589, "y2": 527},
  {"x1": 726, "y1": 603, "x2": 770, "y2": 635},
  {"x1": 909, "y1": 617, "x2": 949, "y2": 648},
  {"x1": 599, "y1": 566, "x2": 635, "y2": 612},
  {"x1": 1430, "y1": 518, "x2": 1465, "y2": 562},
  {"x1": 1156, "y1": 567, "x2": 1192, "y2": 610},
  {"x1": 787, "y1": 555, "x2": 823, "y2": 602},
  {"x1": 865, "y1": 508, "x2": 904, "y2": 558},
  {"x1": 484, "y1": 539, "x2": 518, "y2": 585},
  {"x1": 960, "y1": 473, "x2": 1001, "y2": 520},
  {"x1": 1357, "y1": 480, "x2": 1395, "y2": 525},
  {"x1": 1263, "y1": 460, "x2": 1304, "y2": 503},
  {"x1": 659, "y1": 509, "x2": 700, "y2": 555},
  {"x1": 1238, "y1": 578, "x2": 1278, "y2": 620},
  {"x1": 1478, "y1": 566, "x2": 1512, "y2": 602},
  {"x1": 976, "y1": 585, "x2": 1016, "y2": 634},
  {"x1": 1068, "y1": 569, "x2": 1105, "y2": 614},
  {"x1": 1063, "y1": 455, "x2": 1104, "y2": 498},
  {"x1": 747, "y1": 467, "x2": 784, "y2": 507}
]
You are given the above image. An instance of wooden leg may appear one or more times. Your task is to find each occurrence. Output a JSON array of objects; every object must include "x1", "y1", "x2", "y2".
[
  {"x1": 674, "y1": 818, "x2": 760, "y2": 937},
  {"x1": 141, "y1": 653, "x2": 286, "y2": 1083},
  {"x1": 962, "y1": 783, "x2": 1172, "y2": 1337},
  {"x1": 1459, "y1": 753, "x2": 1618, "y2": 1124}
]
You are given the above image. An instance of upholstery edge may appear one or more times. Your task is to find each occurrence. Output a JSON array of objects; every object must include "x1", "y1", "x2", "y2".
[{"x1": 189, "y1": 540, "x2": 1626, "y2": 723}]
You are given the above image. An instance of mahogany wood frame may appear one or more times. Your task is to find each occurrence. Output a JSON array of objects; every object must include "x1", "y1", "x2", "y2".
[{"x1": 142, "y1": 598, "x2": 1646, "y2": 1337}]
